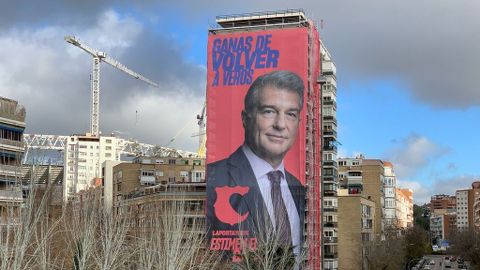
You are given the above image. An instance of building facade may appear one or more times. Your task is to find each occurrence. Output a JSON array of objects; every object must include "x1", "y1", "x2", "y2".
[
  {"x1": 0, "y1": 97, "x2": 26, "y2": 225},
  {"x1": 395, "y1": 188, "x2": 413, "y2": 228},
  {"x1": 63, "y1": 134, "x2": 119, "y2": 201},
  {"x1": 337, "y1": 189, "x2": 375, "y2": 270},
  {"x1": 383, "y1": 162, "x2": 396, "y2": 227},
  {"x1": 472, "y1": 181, "x2": 480, "y2": 229},
  {"x1": 456, "y1": 189, "x2": 471, "y2": 231},
  {"x1": 319, "y1": 40, "x2": 338, "y2": 270},
  {"x1": 338, "y1": 157, "x2": 385, "y2": 239},
  {"x1": 112, "y1": 156, "x2": 205, "y2": 207}
]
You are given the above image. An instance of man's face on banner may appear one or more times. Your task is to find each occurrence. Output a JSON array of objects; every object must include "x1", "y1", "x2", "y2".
[{"x1": 244, "y1": 86, "x2": 301, "y2": 165}]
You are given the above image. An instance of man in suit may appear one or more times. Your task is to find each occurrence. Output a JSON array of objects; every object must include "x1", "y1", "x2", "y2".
[{"x1": 207, "y1": 70, "x2": 305, "y2": 258}]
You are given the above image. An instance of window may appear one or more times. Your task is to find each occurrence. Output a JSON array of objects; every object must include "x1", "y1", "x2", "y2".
[
  {"x1": 179, "y1": 171, "x2": 189, "y2": 177},
  {"x1": 106, "y1": 139, "x2": 112, "y2": 143},
  {"x1": 169, "y1": 159, "x2": 176, "y2": 165},
  {"x1": 106, "y1": 146, "x2": 112, "y2": 150},
  {"x1": 155, "y1": 159, "x2": 165, "y2": 164},
  {"x1": 105, "y1": 153, "x2": 112, "y2": 158},
  {"x1": 193, "y1": 160, "x2": 201, "y2": 166},
  {"x1": 156, "y1": 171, "x2": 164, "y2": 177}
]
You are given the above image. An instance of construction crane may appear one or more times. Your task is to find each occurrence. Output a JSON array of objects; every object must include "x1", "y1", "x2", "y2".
[
  {"x1": 65, "y1": 36, "x2": 159, "y2": 137},
  {"x1": 192, "y1": 101, "x2": 206, "y2": 157}
]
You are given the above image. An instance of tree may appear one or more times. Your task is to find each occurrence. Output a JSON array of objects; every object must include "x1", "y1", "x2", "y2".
[
  {"x1": 449, "y1": 229, "x2": 480, "y2": 270},
  {"x1": 364, "y1": 227, "x2": 406, "y2": 270},
  {"x1": 404, "y1": 226, "x2": 430, "y2": 261}
]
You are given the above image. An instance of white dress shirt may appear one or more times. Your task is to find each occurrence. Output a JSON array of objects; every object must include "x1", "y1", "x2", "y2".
[{"x1": 242, "y1": 145, "x2": 301, "y2": 255}]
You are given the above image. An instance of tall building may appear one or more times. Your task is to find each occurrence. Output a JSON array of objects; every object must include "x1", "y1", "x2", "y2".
[
  {"x1": 456, "y1": 189, "x2": 473, "y2": 231},
  {"x1": 319, "y1": 40, "x2": 338, "y2": 270},
  {"x1": 472, "y1": 181, "x2": 480, "y2": 229},
  {"x1": 383, "y1": 162, "x2": 396, "y2": 227},
  {"x1": 337, "y1": 189, "x2": 375, "y2": 270},
  {"x1": 395, "y1": 188, "x2": 413, "y2": 228},
  {"x1": 209, "y1": 9, "x2": 325, "y2": 268},
  {"x1": 63, "y1": 134, "x2": 119, "y2": 201},
  {"x1": 0, "y1": 97, "x2": 25, "y2": 225},
  {"x1": 338, "y1": 157, "x2": 385, "y2": 239}
]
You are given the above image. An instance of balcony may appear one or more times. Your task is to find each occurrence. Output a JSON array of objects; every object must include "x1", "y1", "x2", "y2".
[
  {"x1": 323, "y1": 130, "x2": 337, "y2": 137},
  {"x1": 323, "y1": 145, "x2": 337, "y2": 152},
  {"x1": 347, "y1": 176, "x2": 362, "y2": 186},
  {"x1": 0, "y1": 189, "x2": 23, "y2": 202},
  {"x1": 323, "y1": 208, "x2": 338, "y2": 213},
  {"x1": 324, "y1": 222, "x2": 338, "y2": 228},
  {"x1": 324, "y1": 190, "x2": 337, "y2": 196},
  {"x1": 323, "y1": 161, "x2": 337, "y2": 168},
  {"x1": 324, "y1": 236, "x2": 338, "y2": 244},
  {"x1": 324, "y1": 252, "x2": 338, "y2": 259},
  {"x1": 0, "y1": 138, "x2": 24, "y2": 149},
  {"x1": 322, "y1": 100, "x2": 337, "y2": 107}
]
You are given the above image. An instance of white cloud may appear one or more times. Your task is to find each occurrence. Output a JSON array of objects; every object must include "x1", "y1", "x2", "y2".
[
  {"x1": 397, "y1": 179, "x2": 431, "y2": 204},
  {"x1": 385, "y1": 134, "x2": 448, "y2": 179},
  {"x1": 0, "y1": 9, "x2": 205, "y2": 152}
]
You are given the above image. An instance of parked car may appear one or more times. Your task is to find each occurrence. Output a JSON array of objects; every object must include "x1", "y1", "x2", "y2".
[
  {"x1": 429, "y1": 260, "x2": 435, "y2": 265},
  {"x1": 423, "y1": 265, "x2": 431, "y2": 270}
]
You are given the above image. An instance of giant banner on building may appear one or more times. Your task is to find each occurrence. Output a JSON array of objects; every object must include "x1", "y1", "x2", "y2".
[{"x1": 206, "y1": 28, "x2": 309, "y2": 261}]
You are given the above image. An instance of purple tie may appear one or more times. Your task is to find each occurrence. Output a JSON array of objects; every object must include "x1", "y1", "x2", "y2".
[{"x1": 267, "y1": 170, "x2": 292, "y2": 245}]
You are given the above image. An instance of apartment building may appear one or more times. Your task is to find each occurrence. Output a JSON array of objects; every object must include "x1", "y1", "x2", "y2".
[
  {"x1": 63, "y1": 134, "x2": 119, "y2": 201},
  {"x1": 338, "y1": 157, "x2": 385, "y2": 239},
  {"x1": 383, "y1": 162, "x2": 396, "y2": 227},
  {"x1": 319, "y1": 40, "x2": 339, "y2": 270},
  {"x1": 456, "y1": 189, "x2": 473, "y2": 231},
  {"x1": 430, "y1": 194, "x2": 456, "y2": 212},
  {"x1": 395, "y1": 188, "x2": 413, "y2": 228},
  {"x1": 112, "y1": 156, "x2": 205, "y2": 207},
  {"x1": 472, "y1": 181, "x2": 480, "y2": 229},
  {"x1": 430, "y1": 209, "x2": 456, "y2": 245},
  {"x1": 0, "y1": 97, "x2": 26, "y2": 225},
  {"x1": 337, "y1": 189, "x2": 375, "y2": 270}
]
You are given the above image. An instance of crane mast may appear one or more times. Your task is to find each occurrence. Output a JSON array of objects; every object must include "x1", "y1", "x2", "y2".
[{"x1": 65, "y1": 36, "x2": 159, "y2": 137}]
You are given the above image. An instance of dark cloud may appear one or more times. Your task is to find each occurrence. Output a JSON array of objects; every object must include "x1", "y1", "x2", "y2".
[{"x1": 2, "y1": 1, "x2": 479, "y2": 108}]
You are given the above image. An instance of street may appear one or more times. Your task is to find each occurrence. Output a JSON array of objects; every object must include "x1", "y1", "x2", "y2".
[{"x1": 420, "y1": 255, "x2": 470, "y2": 270}]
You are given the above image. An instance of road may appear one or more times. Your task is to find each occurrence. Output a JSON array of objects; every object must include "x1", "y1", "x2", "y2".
[{"x1": 420, "y1": 255, "x2": 469, "y2": 270}]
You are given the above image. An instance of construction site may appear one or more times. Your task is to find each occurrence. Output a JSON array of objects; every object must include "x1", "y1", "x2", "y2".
[{"x1": 0, "y1": 9, "x2": 338, "y2": 270}]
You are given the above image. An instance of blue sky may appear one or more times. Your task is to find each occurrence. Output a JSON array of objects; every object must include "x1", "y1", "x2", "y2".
[{"x1": 0, "y1": 1, "x2": 478, "y2": 203}]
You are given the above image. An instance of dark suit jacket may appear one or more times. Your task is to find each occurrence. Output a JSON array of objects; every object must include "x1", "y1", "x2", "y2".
[{"x1": 206, "y1": 146, "x2": 305, "y2": 248}]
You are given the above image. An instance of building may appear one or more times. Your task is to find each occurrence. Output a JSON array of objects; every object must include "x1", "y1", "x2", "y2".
[
  {"x1": 456, "y1": 189, "x2": 473, "y2": 231},
  {"x1": 338, "y1": 157, "x2": 385, "y2": 239},
  {"x1": 101, "y1": 160, "x2": 122, "y2": 209},
  {"x1": 395, "y1": 188, "x2": 413, "y2": 228},
  {"x1": 430, "y1": 209, "x2": 457, "y2": 246},
  {"x1": 112, "y1": 156, "x2": 205, "y2": 207},
  {"x1": 383, "y1": 162, "x2": 396, "y2": 227},
  {"x1": 210, "y1": 9, "x2": 324, "y2": 268},
  {"x1": 337, "y1": 189, "x2": 375, "y2": 270},
  {"x1": 0, "y1": 97, "x2": 26, "y2": 225},
  {"x1": 472, "y1": 181, "x2": 480, "y2": 229},
  {"x1": 63, "y1": 134, "x2": 120, "y2": 201},
  {"x1": 430, "y1": 194, "x2": 456, "y2": 212},
  {"x1": 319, "y1": 40, "x2": 339, "y2": 270}
]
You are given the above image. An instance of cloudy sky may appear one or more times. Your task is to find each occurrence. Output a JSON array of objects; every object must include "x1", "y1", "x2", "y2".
[{"x1": 0, "y1": 1, "x2": 478, "y2": 203}]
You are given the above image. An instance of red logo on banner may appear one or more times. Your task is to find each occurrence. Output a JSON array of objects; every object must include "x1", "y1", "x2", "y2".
[{"x1": 214, "y1": 186, "x2": 250, "y2": 226}]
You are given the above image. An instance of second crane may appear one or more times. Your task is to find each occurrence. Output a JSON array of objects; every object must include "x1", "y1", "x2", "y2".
[{"x1": 65, "y1": 36, "x2": 159, "y2": 137}]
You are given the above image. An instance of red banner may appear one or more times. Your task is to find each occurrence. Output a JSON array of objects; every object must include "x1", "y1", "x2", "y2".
[{"x1": 206, "y1": 28, "x2": 310, "y2": 261}]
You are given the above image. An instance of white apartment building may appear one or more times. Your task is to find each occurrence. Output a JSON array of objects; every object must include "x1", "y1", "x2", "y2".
[
  {"x1": 456, "y1": 189, "x2": 470, "y2": 230},
  {"x1": 63, "y1": 134, "x2": 119, "y2": 201},
  {"x1": 383, "y1": 161, "x2": 396, "y2": 226}
]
